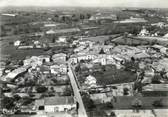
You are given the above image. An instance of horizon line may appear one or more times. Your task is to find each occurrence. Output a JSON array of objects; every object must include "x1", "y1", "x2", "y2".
[{"x1": 1, "y1": 5, "x2": 168, "y2": 9}]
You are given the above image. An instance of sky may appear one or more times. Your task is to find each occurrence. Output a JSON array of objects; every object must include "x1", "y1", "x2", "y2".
[{"x1": 0, "y1": 0, "x2": 168, "y2": 8}]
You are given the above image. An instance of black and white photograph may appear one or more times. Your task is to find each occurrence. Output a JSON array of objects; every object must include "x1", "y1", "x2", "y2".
[{"x1": 0, "y1": 0, "x2": 168, "y2": 117}]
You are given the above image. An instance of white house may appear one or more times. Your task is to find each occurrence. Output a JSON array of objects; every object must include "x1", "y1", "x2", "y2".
[
  {"x1": 92, "y1": 57, "x2": 106, "y2": 65},
  {"x1": 57, "y1": 36, "x2": 67, "y2": 43},
  {"x1": 85, "y1": 75, "x2": 97, "y2": 88},
  {"x1": 163, "y1": 33, "x2": 168, "y2": 38},
  {"x1": 5, "y1": 66, "x2": 29, "y2": 81},
  {"x1": 24, "y1": 56, "x2": 43, "y2": 68},
  {"x1": 69, "y1": 56, "x2": 78, "y2": 64},
  {"x1": 152, "y1": 45, "x2": 168, "y2": 55},
  {"x1": 138, "y1": 28, "x2": 150, "y2": 37},
  {"x1": 14, "y1": 40, "x2": 21, "y2": 46},
  {"x1": 74, "y1": 46, "x2": 86, "y2": 53},
  {"x1": 46, "y1": 29, "x2": 55, "y2": 34},
  {"x1": 39, "y1": 55, "x2": 50, "y2": 63},
  {"x1": 52, "y1": 53, "x2": 67, "y2": 63},
  {"x1": 50, "y1": 64, "x2": 67, "y2": 74}
]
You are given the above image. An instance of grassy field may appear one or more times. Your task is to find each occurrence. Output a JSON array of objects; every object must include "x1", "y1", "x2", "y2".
[
  {"x1": 77, "y1": 65, "x2": 137, "y2": 85},
  {"x1": 92, "y1": 66, "x2": 137, "y2": 85},
  {"x1": 82, "y1": 35, "x2": 111, "y2": 43},
  {"x1": 0, "y1": 35, "x2": 46, "y2": 60}
]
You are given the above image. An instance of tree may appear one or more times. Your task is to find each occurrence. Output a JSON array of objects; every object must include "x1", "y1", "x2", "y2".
[
  {"x1": 2, "y1": 97, "x2": 15, "y2": 110},
  {"x1": 13, "y1": 94, "x2": 21, "y2": 101},
  {"x1": 86, "y1": 13, "x2": 91, "y2": 19},
  {"x1": 63, "y1": 86, "x2": 72, "y2": 96},
  {"x1": 133, "y1": 81, "x2": 142, "y2": 92},
  {"x1": 160, "y1": 68, "x2": 167, "y2": 79},
  {"x1": 82, "y1": 93, "x2": 95, "y2": 110},
  {"x1": 50, "y1": 87, "x2": 55, "y2": 93},
  {"x1": 131, "y1": 98, "x2": 142, "y2": 108},
  {"x1": 99, "y1": 48, "x2": 105, "y2": 54},
  {"x1": 36, "y1": 86, "x2": 48, "y2": 93},
  {"x1": 79, "y1": 14, "x2": 85, "y2": 20},
  {"x1": 18, "y1": 60, "x2": 24, "y2": 66},
  {"x1": 75, "y1": 64, "x2": 81, "y2": 72},
  {"x1": 124, "y1": 60, "x2": 139, "y2": 72},
  {"x1": 110, "y1": 112, "x2": 116, "y2": 117},
  {"x1": 22, "y1": 97, "x2": 33, "y2": 105},
  {"x1": 101, "y1": 65, "x2": 106, "y2": 72},
  {"x1": 153, "y1": 99, "x2": 163, "y2": 107},
  {"x1": 131, "y1": 57, "x2": 135, "y2": 62},
  {"x1": 5, "y1": 60, "x2": 11, "y2": 66},
  {"x1": 105, "y1": 102, "x2": 114, "y2": 108},
  {"x1": 123, "y1": 87, "x2": 129, "y2": 95},
  {"x1": 42, "y1": 59, "x2": 46, "y2": 64},
  {"x1": 152, "y1": 73, "x2": 162, "y2": 84}
]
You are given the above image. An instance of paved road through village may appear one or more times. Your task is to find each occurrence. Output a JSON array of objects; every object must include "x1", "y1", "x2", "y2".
[{"x1": 68, "y1": 63, "x2": 87, "y2": 117}]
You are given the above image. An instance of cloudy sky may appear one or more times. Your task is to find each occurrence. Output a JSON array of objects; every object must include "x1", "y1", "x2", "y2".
[{"x1": 0, "y1": 0, "x2": 168, "y2": 8}]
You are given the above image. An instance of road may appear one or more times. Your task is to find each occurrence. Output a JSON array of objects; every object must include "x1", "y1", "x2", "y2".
[{"x1": 68, "y1": 63, "x2": 88, "y2": 117}]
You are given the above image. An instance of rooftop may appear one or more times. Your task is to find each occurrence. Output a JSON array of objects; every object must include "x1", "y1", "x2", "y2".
[{"x1": 46, "y1": 28, "x2": 80, "y2": 34}]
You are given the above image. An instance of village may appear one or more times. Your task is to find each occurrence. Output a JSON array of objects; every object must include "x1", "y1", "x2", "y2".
[{"x1": 1, "y1": 6, "x2": 168, "y2": 117}]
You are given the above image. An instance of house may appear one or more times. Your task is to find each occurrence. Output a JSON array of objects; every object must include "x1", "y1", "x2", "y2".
[
  {"x1": 77, "y1": 52, "x2": 97, "y2": 62},
  {"x1": 38, "y1": 65, "x2": 50, "y2": 74},
  {"x1": 46, "y1": 28, "x2": 80, "y2": 35},
  {"x1": 35, "y1": 96, "x2": 76, "y2": 112},
  {"x1": 38, "y1": 55, "x2": 50, "y2": 63},
  {"x1": 138, "y1": 28, "x2": 150, "y2": 37},
  {"x1": 153, "y1": 58, "x2": 168, "y2": 72},
  {"x1": 52, "y1": 53, "x2": 67, "y2": 63},
  {"x1": 50, "y1": 64, "x2": 67, "y2": 74},
  {"x1": 84, "y1": 75, "x2": 97, "y2": 88},
  {"x1": 92, "y1": 57, "x2": 107, "y2": 65},
  {"x1": 46, "y1": 29, "x2": 55, "y2": 34},
  {"x1": 133, "y1": 52, "x2": 150, "y2": 59},
  {"x1": 4, "y1": 66, "x2": 29, "y2": 81},
  {"x1": 152, "y1": 45, "x2": 168, "y2": 55},
  {"x1": 90, "y1": 93, "x2": 113, "y2": 104},
  {"x1": 70, "y1": 51, "x2": 97, "y2": 64},
  {"x1": 57, "y1": 36, "x2": 67, "y2": 43},
  {"x1": 141, "y1": 65, "x2": 155, "y2": 84},
  {"x1": 163, "y1": 33, "x2": 168, "y2": 38},
  {"x1": 1, "y1": 13, "x2": 17, "y2": 17},
  {"x1": 89, "y1": 13, "x2": 117, "y2": 23},
  {"x1": 74, "y1": 46, "x2": 86, "y2": 53},
  {"x1": 69, "y1": 56, "x2": 78, "y2": 64},
  {"x1": 14, "y1": 40, "x2": 21, "y2": 46},
  {"x1": 56, "y1": 75, "x2": 69, "y2": 83},
  {"x1": 114, "y1": 17, "x2": 148, "y2": 24},
  {"x1": 24, "y1": 56, "x2": 43, "y2": 68},
  {"x1": 18, "y1": 45, "x2": 34, "y2": 49},
  {"x1": 151, "y1": 22, "x2": 166, "y2": 28}
]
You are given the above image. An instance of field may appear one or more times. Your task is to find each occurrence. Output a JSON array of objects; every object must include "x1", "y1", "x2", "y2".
[
  {"x1": 77, "y1": 65, "x2": 137, "y2": 85},
  {"x1": 92, "y1": 65, "x2": 137, "y2": 85},
  {"x1": 0, "y1": 35, "x2": 46, "y2": 60},
  {"x1": 82, "y1": 35, "x2": 111, "y2": 43}
]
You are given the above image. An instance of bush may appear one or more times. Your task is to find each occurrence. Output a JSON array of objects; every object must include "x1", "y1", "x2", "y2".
[
  {"x1": 105, "y1": 102, "x2": 114, "y2": 108},
  {"x1": 153, "y1": 100, "x2": 163, "y2": 107},
  {"x1": 36, "y1": 86, "x2": 48, "y2": 93},
  {"x1": 2, "y1": 97, "x2": 15, "y2": 110},
  {"x1": 123, "y1": 87, "x2": 129, "y2": 95}
]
